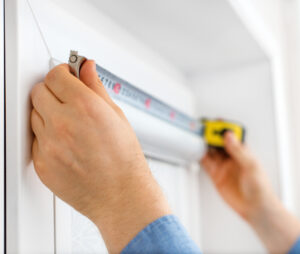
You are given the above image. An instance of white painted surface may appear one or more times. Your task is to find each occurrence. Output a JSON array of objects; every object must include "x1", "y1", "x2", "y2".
[
  {"x1": 193, "y1": 61, "x2": 277, "y2": 253},
  {"x1": 229, "y1": 0, "x2": 283, "y2": 57},
  {"x1": 87, "y1": 0, "x2": 267, "y2": 77},
  {"x1": 30, "y1": 0, "x2": 195, "y2": 116},
  {"x1": 1, "y1": 0, "x2": 4, "y2": 252},
  {"x1": 5, "y1": 0, "x2": 55, "y2": 252}
]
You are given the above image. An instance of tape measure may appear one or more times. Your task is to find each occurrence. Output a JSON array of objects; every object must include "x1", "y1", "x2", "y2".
[
  {"x1": 68, "y1": 50, "x2": 245, "y2": 148},
  {"x1": 201, "y1": 119, "x2": 245, "y2": 148}
]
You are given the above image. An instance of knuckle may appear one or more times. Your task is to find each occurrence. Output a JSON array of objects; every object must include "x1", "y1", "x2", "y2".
[
  {"x1": 34, "y1": 158, "x2": 45, "y2": 175},
  {"x1": 30, "y1": 109, "x2": 36, "y2": 123},
  {"x1": 33, "y1": 158, "x2": 48, "y2": 183},
  {"x1": 31, "y1": 109, "x2": 40, "y2": 122},
  {"x1": 31, "y1": 82, "x2": 44, "y2": 101},
  {"x1": 31, "y1": 111, "x2": 39, "y2": 132},
  {"x1": 45, "y1": 64, "x2": 67, "y2": 84}
]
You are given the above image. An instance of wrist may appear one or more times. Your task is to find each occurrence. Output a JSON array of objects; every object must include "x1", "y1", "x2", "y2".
[
  {"x1": 91, "y1": 163, "x2": 171, "y2": 253},
  {"x1": 243, "y1": 189, "x2": 281, "y2": 225},
  {"x1": 246, "y1": 193, "x2": 300, "y2": 253}
]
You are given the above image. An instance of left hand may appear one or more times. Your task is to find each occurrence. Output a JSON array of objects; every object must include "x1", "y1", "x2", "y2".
[{"x1": 31, "y1": 60, "x2": 171, "y2": 253}]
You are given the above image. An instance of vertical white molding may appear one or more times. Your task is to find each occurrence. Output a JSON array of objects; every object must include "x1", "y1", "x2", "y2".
[
  {"x1": 278, "y1": 0, "x2": 300, "y2": 217},
  {"x1": 229, "y1": 0, "x2": 297, "y2": 214},
  {"x1": 0, "y1": 0, "x2": 4, "y2": 252},
  {"x1": 5, "y1": 0, "x2": 55, "y2": 252}
]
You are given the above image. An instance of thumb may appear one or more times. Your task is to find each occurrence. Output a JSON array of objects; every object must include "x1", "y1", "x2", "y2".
[
  {"x1": 224, "y1": 131, "x2": 252, "y2": 167},
  {"x1": 79, "y1": 60, "x2": 114, "y2": 105}
]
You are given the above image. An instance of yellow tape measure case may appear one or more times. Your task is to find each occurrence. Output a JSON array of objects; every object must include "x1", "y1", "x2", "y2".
[{"x1": 201, "y1": 119, "x2": 245, "y2": 148}]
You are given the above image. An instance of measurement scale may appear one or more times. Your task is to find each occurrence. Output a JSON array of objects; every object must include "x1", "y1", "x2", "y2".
[
  {"x1": 69, "y1": 50, "x2": 202, "y2": 136},
  {"x1": 68, "y1": 50, "x2": 245, "y2": 147}
]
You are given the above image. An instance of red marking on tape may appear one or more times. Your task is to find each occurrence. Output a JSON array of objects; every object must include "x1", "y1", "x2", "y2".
[
  {"x1": 145, "y1": 98, "x2": 151, "y2": 109},
  {"x1": 170, "y1": 111, "x2": 176, "y2": 119},
  {"x1": 113, "y1": 83, "x2": 121, "y2": 94},
  {"x1": 190, "y1": 122, "x2": 196, "y2": 130}
]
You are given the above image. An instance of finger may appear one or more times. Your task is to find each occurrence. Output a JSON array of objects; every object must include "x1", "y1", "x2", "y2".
[
  {"x1": 45, "y1": 64, "x2": 92, "y2": 103},
  {"x1": 80, "y1": 60, "x2": 114, "y2": 104},
  {"x1": 201, "y1": 153, "x2": 218, "y2": 178},
  {"x1": 32, "y1": 138, "x2": 39, "y2": 159},
  {"x1": 32, "y1": 138, "x2": 45, "y2": 182},
  {"x1": 31, "y1": 109, "x2": 44, "y2": 139},
  {"x1": 31, "y1": 82, "x2": 61, "y2": 120},
  {"x1": 79, "y1": 60, "x2": 127, "y2": 119},
  {"x1": 214, "y1": 162, "x2": 231, "y2": 187},
  {"x1": 224, "y1": 132, "x2": 253, "y2": 167}
]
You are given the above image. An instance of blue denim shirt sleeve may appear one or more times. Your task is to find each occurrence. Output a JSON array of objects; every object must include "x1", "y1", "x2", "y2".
[
  {"x1": 289, "y1": 238, "x2": 300, "y2": 254},
  {"x1": 121, "y1": 215, "x2": 201, "y2": 254}
]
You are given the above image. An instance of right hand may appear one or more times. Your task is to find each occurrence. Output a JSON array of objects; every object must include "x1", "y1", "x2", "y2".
[
  {"x1": 201, "y1": 132, "x2": 277, "y2": 220},
  {"x1": 201, "y1": 132, "x2": 300, "y2": 253}
]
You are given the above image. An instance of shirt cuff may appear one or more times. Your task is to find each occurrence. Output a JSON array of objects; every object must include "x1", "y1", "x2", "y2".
[
  {"x1": 289, "y1": 237, "x2": 300, "y2": 254},
  {"x1": 121, "y1": 215, "x2": 201, "y2": 254}
]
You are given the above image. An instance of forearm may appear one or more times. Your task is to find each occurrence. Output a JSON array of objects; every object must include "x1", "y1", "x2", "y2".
[{"x1": 247, "y1": 195, "x2": 300, "y2": 253}]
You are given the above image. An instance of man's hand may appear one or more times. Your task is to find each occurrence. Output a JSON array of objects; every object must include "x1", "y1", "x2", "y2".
[
  {"x1": 31, "y1": 61, "x2": 171, "y2": 253},
  {"x1": 201, "y1": 132, "x2": 274, "y2": 220},
  {"x1": 201, "y1": 132, "x2": 300, "y2": 253}
]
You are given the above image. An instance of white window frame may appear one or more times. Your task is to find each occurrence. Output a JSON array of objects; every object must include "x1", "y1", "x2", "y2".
[
  {"x1": 229, "y1": 0, "x2": 296, "y2": 214},
  {"x1": 1, "y1": 0, "x2": 5, "y2": 252}
]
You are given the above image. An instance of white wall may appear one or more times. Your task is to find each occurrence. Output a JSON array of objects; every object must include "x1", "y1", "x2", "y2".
[{"x1": 192, "y1": 60, "x2": 278, "y2": 253}]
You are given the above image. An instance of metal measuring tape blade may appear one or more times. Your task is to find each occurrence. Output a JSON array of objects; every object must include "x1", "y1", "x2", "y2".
[{"x1": 67, "y1": 50, "x2": 203, "y2": 136}]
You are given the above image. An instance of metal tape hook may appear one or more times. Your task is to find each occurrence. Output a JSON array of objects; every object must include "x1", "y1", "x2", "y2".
[{"x1": 68, "y1": 50, "x2": 87, "y2": 78}]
